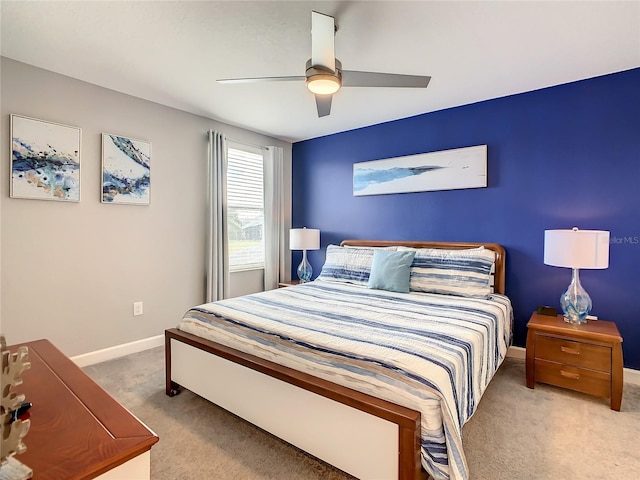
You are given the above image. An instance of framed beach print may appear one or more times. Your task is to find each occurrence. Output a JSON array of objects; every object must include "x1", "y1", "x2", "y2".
[
  {"x1": 10, "y1": 114, "x2": 81, "y2": 202},
  {"x1": 101, "y1": 133, "x2": 151, "y2": 205},
  {"x1": 353, "y1": 145, "x2": 487, "y2": 196}
]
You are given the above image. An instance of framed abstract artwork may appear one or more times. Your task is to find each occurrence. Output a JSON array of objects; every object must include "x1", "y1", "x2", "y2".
[
  {"x1": 10, "y1": 114, "x2": 81, "y2": 202},
  {"x1": 101, "y1": 133, "x2": 151, "y2": 205},
  {"x1": 353, "y1": 145, "x2": 487, "y2": 196}
]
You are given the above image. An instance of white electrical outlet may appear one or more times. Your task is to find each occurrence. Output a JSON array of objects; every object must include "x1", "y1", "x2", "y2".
[{"x1": 133, "y1": 301, "x2": 144, "y2": 316}]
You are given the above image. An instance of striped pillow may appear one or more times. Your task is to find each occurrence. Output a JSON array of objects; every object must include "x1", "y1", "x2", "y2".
[
  {"x1": 400, "y1": 246, "x2": 496, "y2": 298},
  {"x1": 317, "y1": 245, "x2": 387, "y2": 285}
]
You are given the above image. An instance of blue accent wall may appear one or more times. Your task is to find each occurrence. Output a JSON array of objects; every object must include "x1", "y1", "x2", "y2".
[{"x1": 292, "y1": 68, "x2": 640, "y2": 369}]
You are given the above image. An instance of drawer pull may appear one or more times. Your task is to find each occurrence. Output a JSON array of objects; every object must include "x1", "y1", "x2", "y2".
[
  {"x1": 560, "y1": 346, "x2": 581, "y2": 355},
  {"x1": 560, "y1": 370, "x2": 580, "y2": 380}
]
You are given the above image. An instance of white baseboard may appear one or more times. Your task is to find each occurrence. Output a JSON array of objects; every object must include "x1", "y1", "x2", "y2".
[
  {"x1": 507, "y1": 345, "x2": 526, "y2": 360},
  {"x1": 506, "y1": 345, "x2": 640, "y2": 386},
  {"x1": 625, "y1": 368, "x2": 640, "y2": 386},
  {"x1": 71, "y1": 334, "x2": 164, "y2": 368}
]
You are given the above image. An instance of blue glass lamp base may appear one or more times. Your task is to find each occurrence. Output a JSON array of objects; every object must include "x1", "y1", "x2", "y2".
[
  {"x1": 297, "y1": 251, "x2": 313, "y2": 283},
  {"x1": 561, "y1": 268, "x2": 592, "y2": 324}
]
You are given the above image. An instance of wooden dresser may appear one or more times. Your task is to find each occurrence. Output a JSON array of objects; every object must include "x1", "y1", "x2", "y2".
[
  {"x1": 7, "y1": 339, "x2": 158, "y2": 479},
  {"x1": 526, "y1": 312, "x2": 623, "y2": 411}
]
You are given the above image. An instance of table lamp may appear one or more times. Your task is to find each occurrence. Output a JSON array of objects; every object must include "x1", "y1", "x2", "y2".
[
  {"x1": 544, "y1": 227, "x2": 610, "y2": 324},
  {"x1": 289, "y1": 227, "x2": 320, "y2": 283}
]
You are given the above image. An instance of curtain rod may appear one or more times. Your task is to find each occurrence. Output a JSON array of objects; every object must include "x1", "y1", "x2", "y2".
[
  {"x1": 205, "y1": 130, "x2": 271, "y2": 150},
  {"x1": 228, "y1": 138, "x2": 269, "y2": 151}
]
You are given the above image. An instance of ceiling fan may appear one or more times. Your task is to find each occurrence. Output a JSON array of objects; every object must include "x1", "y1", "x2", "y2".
[{"x1": 217, "y1": 11, "x2": 431, "y2": 118}]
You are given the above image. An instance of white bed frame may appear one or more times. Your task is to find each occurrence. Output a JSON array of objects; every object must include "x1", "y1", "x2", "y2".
[{"x1": 165, "y1": 240, "x2": 506, "y2": 480}]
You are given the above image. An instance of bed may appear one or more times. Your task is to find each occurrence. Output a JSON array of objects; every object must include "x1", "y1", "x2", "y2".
[{"x1": 165, "y1": 240, "x2": 512, "y2": 480}]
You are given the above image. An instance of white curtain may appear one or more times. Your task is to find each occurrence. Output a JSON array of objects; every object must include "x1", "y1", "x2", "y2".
[
  {"x1": 263, "y1": 146, "x2": 285, "y2": 290},
  {"x1": 205, "y1": 130, "x2": 229, "y2": 302}
]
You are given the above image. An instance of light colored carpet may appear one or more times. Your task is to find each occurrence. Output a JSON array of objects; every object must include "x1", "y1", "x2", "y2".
[{"x1": 83, "y1": 347, "x2": 640, "y2": 479}]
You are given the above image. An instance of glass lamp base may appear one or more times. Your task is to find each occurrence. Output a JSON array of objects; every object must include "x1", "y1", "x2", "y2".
[
  {"x1": 563, "y1": 313, "x2": 588, "y2": 325},
  {"x1": 560, "y1": 268, "x2": 592, "y2": 324},
  {"x1": 297, "y1": 251, "x2": 313, "y2": 283}
]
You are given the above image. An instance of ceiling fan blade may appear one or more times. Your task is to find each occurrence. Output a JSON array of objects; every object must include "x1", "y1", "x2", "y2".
[
  {"x1": 342, "y1": 70, "x2": 431, "y2": 88},
  {"x1": 217, "y1": 76, "x2": 305, "y2": 84},
  {"x1": 315, "y1": 94, "x2": 332, "y2": 117},
  {"x1": 311, "y1": 11, "x2": 335, "y2": 72}
]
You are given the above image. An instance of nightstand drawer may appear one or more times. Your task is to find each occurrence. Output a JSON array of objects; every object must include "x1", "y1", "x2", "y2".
[
  {"x1": 535, "y1": 359, "x2": 611, "y2": 398},
  {"x1": 535, "y1": 335, "x2": 611, "y2": 371}
]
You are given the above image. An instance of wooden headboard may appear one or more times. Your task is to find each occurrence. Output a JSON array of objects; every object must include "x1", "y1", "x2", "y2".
[{"x1": 340, "y1": 239, "x2": 506, "y2": 295}]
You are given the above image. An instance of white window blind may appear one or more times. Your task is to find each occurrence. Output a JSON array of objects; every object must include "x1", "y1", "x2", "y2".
[{"x1": 227, "y1": 144, "x2": 265, "y2": 271}]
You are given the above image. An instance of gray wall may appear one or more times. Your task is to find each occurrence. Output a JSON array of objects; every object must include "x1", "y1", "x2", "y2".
[{"x1": 1, "y1": 58, "x2": 292, "y2": 356}]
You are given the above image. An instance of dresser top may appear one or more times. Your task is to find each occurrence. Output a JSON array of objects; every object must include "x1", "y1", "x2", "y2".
[
  {"x1": 8, "y1": 339, "x2": 158, "y2": 480},
  {"x1": 527, "y1": 312, "x2": 622, "y2": 343}
]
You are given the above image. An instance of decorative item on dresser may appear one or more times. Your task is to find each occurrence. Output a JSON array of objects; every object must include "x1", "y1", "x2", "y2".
[
  {"x1": 526, "y1": 312, "x2": 623, "y2": 410},
  {"x1": 544, "y1": 227, "x2": 610, "y2": 324},
  {"x1": 289, "y1": 227, "x2": 320, "y2": 282},
  {"x1": 0, "y1": 334, "x2": 32, "y2": 480}
]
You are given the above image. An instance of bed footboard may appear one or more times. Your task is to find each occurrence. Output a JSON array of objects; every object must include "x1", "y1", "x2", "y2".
[{"x1": 165, "y1": 328, "x2": 425, "y2": 480}]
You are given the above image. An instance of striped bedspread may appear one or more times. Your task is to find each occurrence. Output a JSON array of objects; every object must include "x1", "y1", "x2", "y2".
[{"x1": 178, "y1": 280, "x2": 513, "y2": 480}]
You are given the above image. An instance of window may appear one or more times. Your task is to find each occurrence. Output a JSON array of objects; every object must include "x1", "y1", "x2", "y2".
[{"x1": 227, "y1": 143, "x2": 265, "y2": 271}]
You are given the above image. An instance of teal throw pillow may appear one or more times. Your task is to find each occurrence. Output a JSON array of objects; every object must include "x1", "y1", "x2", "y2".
[{"x1": 367, "y1": 249, "x2": 416, "y2": 293}]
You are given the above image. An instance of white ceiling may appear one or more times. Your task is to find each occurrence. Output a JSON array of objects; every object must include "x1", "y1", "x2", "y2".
[{"x1": 2, "y1": 1, "x2": 639, "y2": 143}]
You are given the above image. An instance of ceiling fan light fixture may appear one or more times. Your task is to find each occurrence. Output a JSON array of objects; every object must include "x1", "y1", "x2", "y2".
[{"x1": 306, "y1": 74, "x2": 341, "y2": 95}]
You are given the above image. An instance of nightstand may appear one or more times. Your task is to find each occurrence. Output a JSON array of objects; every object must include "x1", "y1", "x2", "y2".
[
  {"x1": 278, "y1": 279, "x2": 301, "y2": 288},
  {"x1": 526, "y1": 312, "x2": 623, "y2": 410}
]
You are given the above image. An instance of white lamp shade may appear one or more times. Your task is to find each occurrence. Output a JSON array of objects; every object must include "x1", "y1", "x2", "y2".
[
  {"x1": 544, "y1": 228, "x2": 610, "y2": 269},
  {"x1": 290, "y1": 228, "x2": 320, "y2": 251}
]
